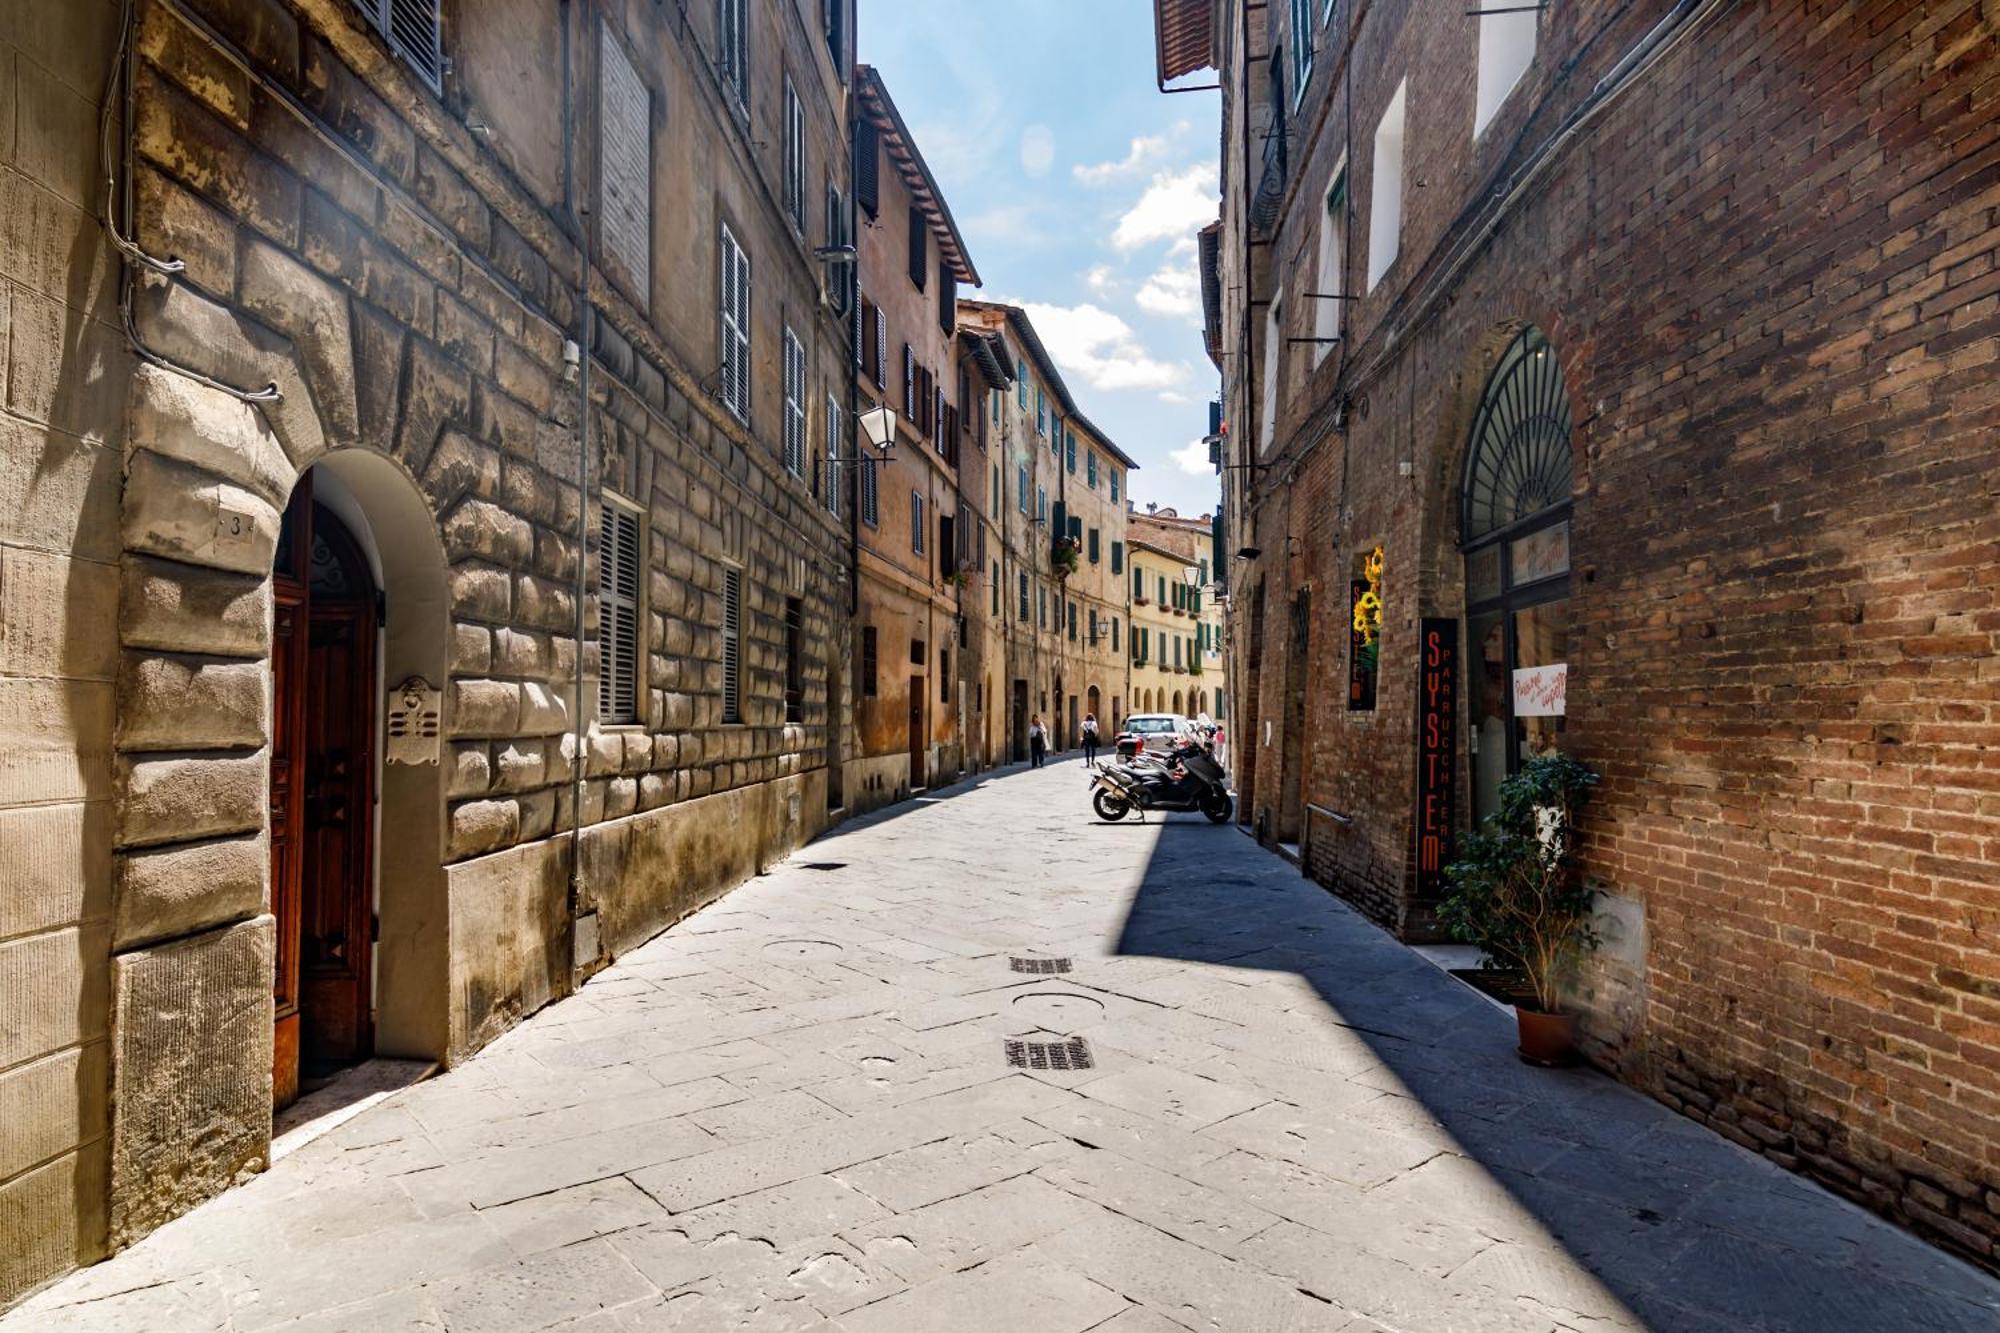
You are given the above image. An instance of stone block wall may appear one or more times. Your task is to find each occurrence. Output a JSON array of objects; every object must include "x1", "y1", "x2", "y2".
[{"x1": 0, "y1": 0, "x2": 129, "y2": 1304}]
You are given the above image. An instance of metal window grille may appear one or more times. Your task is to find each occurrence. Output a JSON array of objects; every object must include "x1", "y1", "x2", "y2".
[
  {"x1": 598, "y1": 499, "x2": 641, "y2": 724},
  {"x1": 720, "y1": 566, "x2": 743, "y2": 723},
  {"x1": 352, "y1": 0, "x2": 443, "y2": 93}
]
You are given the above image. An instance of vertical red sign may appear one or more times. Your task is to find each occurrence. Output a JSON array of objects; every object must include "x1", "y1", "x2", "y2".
[{"x1": 1414, "y1": 617, "x2": 1458, "y2": 897}]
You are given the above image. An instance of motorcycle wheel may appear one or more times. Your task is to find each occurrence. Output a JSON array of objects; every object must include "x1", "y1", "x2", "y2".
[
  {"x1": 1093, "y1": 789, "x2": 1133, "y2": 822},
  {"x1": 1201, "y1": 790, "x2": 1234, "y2": 824}
]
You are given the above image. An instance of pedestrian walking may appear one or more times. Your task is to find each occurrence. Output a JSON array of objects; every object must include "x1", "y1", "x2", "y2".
[
  {"x1": 1081, "y1": 713, "x2": 1101, "y2": 767},
  {"x1": 1028, "y1": 715, "x2": 1048, "y2": 768}
]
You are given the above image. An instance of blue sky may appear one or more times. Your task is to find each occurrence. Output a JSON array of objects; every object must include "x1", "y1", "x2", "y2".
[{"x1": 858, "y1": 0, "x2": 1223, "y2": 518}]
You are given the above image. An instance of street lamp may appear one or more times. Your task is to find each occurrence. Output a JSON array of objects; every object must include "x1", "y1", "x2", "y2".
[{"x1": 831, "y1": 405, "x2": 898, "y2": 466}]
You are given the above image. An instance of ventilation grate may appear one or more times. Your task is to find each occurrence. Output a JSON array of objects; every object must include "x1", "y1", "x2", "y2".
[
  {"x1": 1005, "y1": 1037, "x2": 1094, "y2": 1071},
  {"x1": 1010, "y1": 957, "x2": 1072, "y2": 975}
]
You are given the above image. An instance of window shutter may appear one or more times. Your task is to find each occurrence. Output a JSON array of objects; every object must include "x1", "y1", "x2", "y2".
[
  {"x1": 854, "y1": 118, "x2": 880, "y2": 219},
  {"x1": 851, "y1": 283, "x2": 864, "y2": 366},
  {"x1": 355, "y1": 1, "x2": 444, "y2": 94},
  {"x1": 907, "y1": 205, "x2": 927, "y2": 288},
  {"x1": 912, "y1": 492, "x2": 925, "y2": 554},
  {"x1": 825, "y1": 396, "x2": 842, "y2": 515},
  {"x1": 903, "y1": 345, "x2": 915, "y2": 417},
  {"x1": 782, "y1": 328, "x2": 804, "y2": 475},
  {"x1": 874, "y1": 305, "x2": 887, "y2": 385},
  {"x1": 861, "y1": 456, "x2": 879, "y2": 526},
  {"x1": 734, "y1": 244, "x2": 752, "y2": 421},
  {"x1": 720, "y1": 566, "x2": 742, "y2": 723},
  {"x1": 719, "y1": 228, "x2": 739, "y2": 418},
  {"x1": 598, "y1": 501, "x2": 641, "y2": 725},
  {"x1": 937, "y1": 264, "x2": 955, "y2": 334}
]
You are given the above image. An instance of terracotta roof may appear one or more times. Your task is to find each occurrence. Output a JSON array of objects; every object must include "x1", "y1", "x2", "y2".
[
  {"x1": 855, "y1": 66, "x2": 979, "y2": 286},
  {"x1": 1154, "y1": 0, "x2": 1216, "y2": 87},
  {"x1": 1197, "y1": 220, "x2": 1223, "y2": 370}
]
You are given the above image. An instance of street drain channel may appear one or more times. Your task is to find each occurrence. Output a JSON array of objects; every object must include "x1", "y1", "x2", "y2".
[
  {"x1": 1004, "y1": 1037, "x2": 1095, "y2": 1071},
  {"x1": 1010, "y1": 957, "x2": 1073, "y2": 974}
]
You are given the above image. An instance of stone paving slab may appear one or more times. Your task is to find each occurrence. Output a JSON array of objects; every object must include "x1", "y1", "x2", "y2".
[{"x1": 10, "y1": 757, "x2": 2000, "y2": 1331}]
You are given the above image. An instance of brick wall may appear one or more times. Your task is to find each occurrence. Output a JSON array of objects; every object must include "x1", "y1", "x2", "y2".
[{"x1": 1229, "y1": 0, "x2": 2000, "y2": 1264}]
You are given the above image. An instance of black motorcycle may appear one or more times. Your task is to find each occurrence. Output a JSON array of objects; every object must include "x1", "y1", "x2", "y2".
[{"x1": 1091, "y1": 741, "x2": 1233, "y2": 823}]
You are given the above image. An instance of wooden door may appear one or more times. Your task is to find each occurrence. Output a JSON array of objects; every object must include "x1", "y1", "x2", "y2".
[
  {"x1": 908, "y1": 680, "x2": 925, "y2": 787},
  {"x1": 270, "y1": 484, "x2": 377, "y2": 1107}
]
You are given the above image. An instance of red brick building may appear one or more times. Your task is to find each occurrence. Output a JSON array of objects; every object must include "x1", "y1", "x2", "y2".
[{"x1": 1168, "y1": 0, "x2": 2000, "y2": 1266}]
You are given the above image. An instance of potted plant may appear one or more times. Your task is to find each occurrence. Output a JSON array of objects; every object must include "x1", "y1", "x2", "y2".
[
  {"x1": 1050, "y1": 539, "x2": 1080, "y2": 580},
  {"x1": 1438, "y1": 753, "x2": 1601, "y2": 1065}
]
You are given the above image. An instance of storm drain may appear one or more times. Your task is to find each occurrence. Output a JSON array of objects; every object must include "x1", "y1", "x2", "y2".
[
  {"x1": 1005, "y1": 1037, "x2": 1095, "y2": 1071},
  {"x1": 1010, "y1": 957, "x2": 1073, "y2": 975},
  {"x1": 798, "y1": 862, "x2": 848, "y2": 871}
]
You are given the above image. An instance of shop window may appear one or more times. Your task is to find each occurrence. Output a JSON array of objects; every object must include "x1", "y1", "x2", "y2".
[{"x1": 1462, "y1": 326, "x2": 1574, "y2": 822}]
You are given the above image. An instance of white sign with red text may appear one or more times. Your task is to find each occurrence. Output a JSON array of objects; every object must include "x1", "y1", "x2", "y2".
[{"x1": 1512, "y1": 664, "x2": 1567, "y2": 717}]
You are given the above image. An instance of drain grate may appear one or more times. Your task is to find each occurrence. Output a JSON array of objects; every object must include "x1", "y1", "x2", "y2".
[
  {"x1": 799, "y1": 862, "x2": 848, "y2": 871},
  {"x1": 1005, "y1": 1037, "x2": 1094, "y2": 1071},
  {"x1": 1010, "y1": 957, "x2": 1073, "y2": 975}
]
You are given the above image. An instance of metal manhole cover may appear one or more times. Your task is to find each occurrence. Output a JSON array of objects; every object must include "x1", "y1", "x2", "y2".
[
  {"x1": 763, "y1": 939, "x2": 845, "y2": 960},
  {"x1": 1010, "y1": 957, "x2": 1072, "y2": 974},
  {"x1": 1005, "y1": 1037, "x2": 1094, "y2": 1071},
  {"x1": 799, "y1": 862, "x2": 847, "y2": 871},
  {"x1": 1010, "y1": 991, "x2": 1106, "y2": 1025}
]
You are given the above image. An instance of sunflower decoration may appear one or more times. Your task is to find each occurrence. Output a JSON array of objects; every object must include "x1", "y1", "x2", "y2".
[{"x1": 1353, "y1": 544, "x2": 1385, "y2": 672}]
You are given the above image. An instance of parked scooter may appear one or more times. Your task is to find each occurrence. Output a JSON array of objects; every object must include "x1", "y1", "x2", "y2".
[{"x1": 1091, "y1": 740, "x2": 1233, "y2": 823}]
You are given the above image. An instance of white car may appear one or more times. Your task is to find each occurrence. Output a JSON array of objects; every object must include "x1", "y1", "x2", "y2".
[{"x1": 1117, "y1": 713, "x2": 1197, "y2": 756}]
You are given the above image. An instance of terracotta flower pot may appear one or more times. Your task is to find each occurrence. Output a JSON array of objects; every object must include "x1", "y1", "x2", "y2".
[{"x1": 1515, "y1": 1006, "x2": 1578, "y2": 1067}]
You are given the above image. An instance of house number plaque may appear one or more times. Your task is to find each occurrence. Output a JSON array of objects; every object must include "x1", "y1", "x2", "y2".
[{"x1": 385, "y1": 676, "x2": 442, "y2": 766}]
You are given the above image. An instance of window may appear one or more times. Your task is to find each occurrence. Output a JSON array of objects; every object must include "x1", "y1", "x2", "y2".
[
  {"x1": 598, "y1": 22, "x2": 651, "y2": 303},
  {"x1": 862, "y1": 625, "x2": 878, "y2": 695},
  {"x1": 1110, "y1": 470, "x2": 1120, "y2": 503},
  {"x1": 912, "y1": 492, "x2": 925, "y2": 554},
  {"x1": 717, "y1": 0, "x2": 748, "y2": 109},
  {"x1": 1463, "y1": 327, "x2": 1575, "y2": 822},
  {"x1": 821, "y1": 0, "x2": 846, "y2": 78},
  {"x1": 1017, "y1": 361, "x2": 1028, "y2": 408},
  {"x1": 782, "y1": 327, "x2": 805, "y2": 475},
  {"x1": 1036, "y1": 487, "x2": 1047, "y2": 526},
  {"x1": 1017, "y1": 465, "x2": 1029, "y2": 513},
  {"x1": 1067, "y1": 600, "x2": 1077, "y2": 640},
  {"x1": 1037, "y1": 584, "x2": 1047, "y2": 630},
  {"x1": 939, "y1": 648, "x2": 951, "y2": 703},
  {"x1": 719, "y1": 225, "x2": 752, "y2": 422},
  {"x1": 861, "y1": 455, "x2": 879, "y2": 526},
  {"x1": 1259, "y1": 292, "x2": 1283, "y2": 454},
  {"x1": 937, "y1": 257, "x2": 955, "y2": 334},
  {"x1": 824, "y1": 396, "x2": 842, "y2": 515},
  {"x1": 993, "y1": 463, "x2": 1002, "y2": 507},
  {"x1": 782, "y1": 78, "x2": 805, "y2": 231},
  {"x1": 1476, "y1": 5, "x2": 1538, "y2": 136},
  {"x1": 784, "y1": 597, "x2": 803, "y2": 722},
  {"x1": 826, "y1": 185, "x2": 849, "y2": 314},
  {"x1": 1133, "y1": 567, "x2": 1144, "y2": 599},
  {"x1": 1112, "y1": 618, "x2": 1120, "y2": 653},
  {"x1": 1367, "y1": 80, "x2": 1407, "y2": 291},
  {"x1": 1314, "y1": 167, "x2": 1346, "y2": 365},
  {"x1": 1036, "y1": 387, "x2": 1047, "y2": 436},
  {"x1": 354, "y1": 0, "x2": 443, "y2": 92},
  {"x1": 598, "y1": 498, "x2": 642, "y2": 724},
  {"x1": 1288, "y1": 0, "x2": 1313, "y2": 103},
  {"x1": 908, "y1": 205, "x2": 928, "y2": 289},
  {"x1": 993, "y1": 559, "x2": 1001, "y2": 616},
  {"x1": 1111, "y1": 541, "x2": 1124, "y2": 574},
  {"x1": 1065, "y1": 431, "x2": 1076, "y2": 474},
  {"x1": 1087, "y1": 452, "x2": 1098, "y2": 488},
  {"x1": 939, "y1": 513, "x2": 955, "y2": 575},
  {"x1": 1088, "y1": 528, "x2": 1100, "y2": 564},
  {"x1": 1018, "y1": 571, "x2": 1030, "y2": 622},
  {"x1": 1089, "y1": 609, "x2": 1098, "y2": 643},
  {"x1": 903, "y1": 344, "x2": 916, "y2": 418},
  {"x1": 910, "y1": 639, "x2": 926, "y2": 666},
  {"x1": 720, "y1": 566, "x2": 743, "y2": 722}
]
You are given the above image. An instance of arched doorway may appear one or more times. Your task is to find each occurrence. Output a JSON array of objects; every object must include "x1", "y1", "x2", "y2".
[
  {"x1": 271, "y1": 475, "x2": 379, "y2": 1107},
  {"x1": 1173, "y1": 690, "x2": 1184, "y2": 715},
  {"x1": 1086, "y1": 684, "x2": 1101, "y2": 732},
  {"x1": 1462, "y1": 326, "x2": 1574, "y2": 823},
  {"x1": 269, "y1": 454, "x2": 451, "y2": 1105}
]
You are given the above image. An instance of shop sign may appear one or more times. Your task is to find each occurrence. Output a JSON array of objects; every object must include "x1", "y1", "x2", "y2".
[
  {"x1": 1414, "y1": 618, "x2": 1458, "y2": 896},
  {"x1": 1512, "y1": 663, "x2": 1567, "y2": 717}
]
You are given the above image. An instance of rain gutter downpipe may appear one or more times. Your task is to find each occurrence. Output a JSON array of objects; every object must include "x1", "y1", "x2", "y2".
[{"x1": 565, "y1": 0, "x2": 594, "y2": 923}]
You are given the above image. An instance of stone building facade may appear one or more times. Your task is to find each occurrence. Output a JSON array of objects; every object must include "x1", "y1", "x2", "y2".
[
  {"x1": 953, "y1": 322, "x2": 1015, "y2": 770},
  {"x1": 958, "y1": 299, "x2": 1136, "y2": 757},
  {"x1": 847, "y1": 65, "x2": 978, "y2": 808},
  {"x1": 1127, "y1": 505, "x2": 1225, "y2": 723},
  {"x1": 4, "y1": 0, "x2": 857, "y2": 1303},
  {"x1": 1167, "y1": 0, "x2": 2000, "y2": 1267}
]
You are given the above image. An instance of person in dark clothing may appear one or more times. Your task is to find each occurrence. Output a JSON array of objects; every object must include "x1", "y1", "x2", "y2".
[
  {"x1": 1081, "y1": 713, "x2": 1100, "y2": 767},
  {"x1": 1029, "y1": 715, "x2": 1048, "y2": 768}
]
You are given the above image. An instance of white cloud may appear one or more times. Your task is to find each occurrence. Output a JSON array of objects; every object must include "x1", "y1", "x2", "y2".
[
  {"x1": 1159, "y1": 390, "x2": 1194, "y2": 405},
  {"x1": 1113, "y1": 164, "x2": 1220, "y2": 251},
  {"x1": 1170, "y1": 439, "x2": 1213, "y2": 475},
  {"x1": 1011, "y1": 300, "x2": 1189, "y2": 393},
  {"x1": 1135, "y1": 258, "x2": 1202, "y2": 320},
  {"x1": 1084, "y1": 264, "x2": 1118, "y2": 296},
  {"x1": 1073, "y1": 134, "x2": 1169, "y2": 185},
  {"x1": 1020, "y1": 124, "x2": 1056, "y2": 178}
]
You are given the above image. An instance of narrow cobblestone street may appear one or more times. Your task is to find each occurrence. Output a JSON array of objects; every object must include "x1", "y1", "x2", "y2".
[{"x1": 13, "y1": 761, "x2": 2000, "y2": 1333}]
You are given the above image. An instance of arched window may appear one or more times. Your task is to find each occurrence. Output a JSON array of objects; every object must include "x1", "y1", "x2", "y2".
[{"x1": 1462, "y1": 326, "x2": 1573, "y2": 821}]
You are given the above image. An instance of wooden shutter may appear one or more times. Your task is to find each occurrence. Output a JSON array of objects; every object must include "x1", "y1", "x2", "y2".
[
  {"x1": 854, "y1": 118, "x2": 880, "y2": 219},
  {"x1": 862, "y1": 625, "x2": 878, "y2": 695},
  {"x1": 912, "y1": 492, "x2": 924, "y2": 553},
  {"x1": 782, "y1": 328, "x2": 805, "y2": 475},
  {"x1": 356, "y1": 0, "x2": 444, "y2": 93},
  {"x1": 783, "y1": 597, "x2": 803, "y2": 722},
  {"x1": 721, "y1": 566, "x2": 742, "y2": 722},
  {"x1": 598, "y1": 500, "x2": 641, "y2": 724},
  {"x1": 825, "y1": 396, "x2": 842, "y2": 515},
  {"x1": 937, "y1": 264, "x2": 955, "y2": 333},
  {"x1": 861, "y1": 456, "x2": 879, "y2": 526},
  {"x1": 720, "y1": 226, "x2": 751, "y2": 422},
  {"x1": 903, "y1": 345, "x2": 915, "y2": 418},
  {"x1": 907, "y1": 205, "x2": 927, "y2": 289}
]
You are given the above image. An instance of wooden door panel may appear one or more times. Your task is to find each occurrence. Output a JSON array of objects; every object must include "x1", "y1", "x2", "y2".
[{"x1": 301, "y1": 601, "x2": 375, "y2": 1067}]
